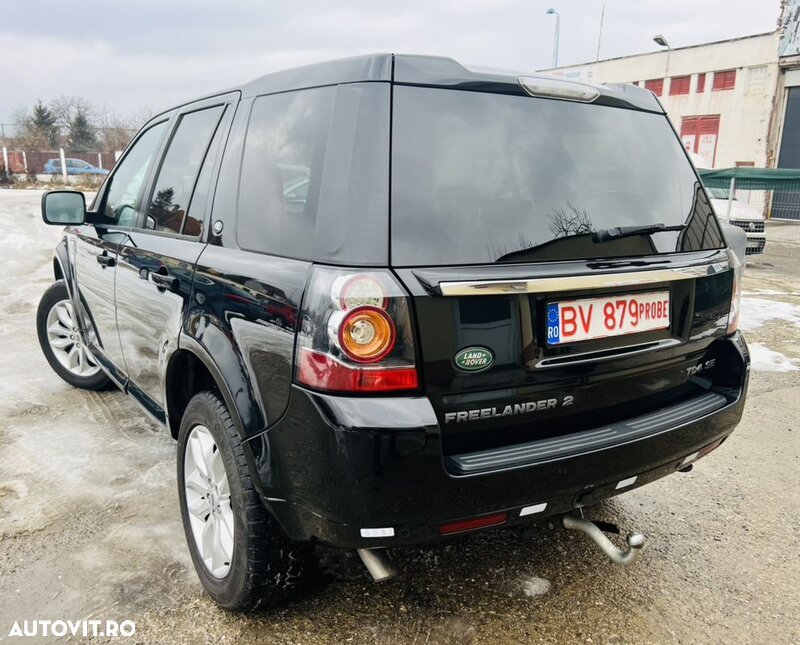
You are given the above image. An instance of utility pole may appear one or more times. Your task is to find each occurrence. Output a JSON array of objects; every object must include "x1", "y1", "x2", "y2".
[
  {"x1": 546, "y1": 8, "x2": 561, "y2": 68},
  {"x1": 596, "y1": 4, "x2": 605, "y2": 61}
]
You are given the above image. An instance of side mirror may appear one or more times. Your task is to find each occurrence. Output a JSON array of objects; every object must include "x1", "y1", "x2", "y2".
[{"x1": 41, "y1": 190, "x2": 86, "y2": 226}]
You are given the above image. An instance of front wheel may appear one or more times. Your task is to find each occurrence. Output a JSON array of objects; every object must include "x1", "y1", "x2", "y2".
[
  {"x1": 177, "y1": 390, "x2": 312, "y2": 611},
  {"x1": 36, "y1": 280, "x2": 110, "y2": 390}
]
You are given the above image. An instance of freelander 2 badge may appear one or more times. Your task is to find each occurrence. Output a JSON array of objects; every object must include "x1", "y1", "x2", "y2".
[{"x1": 453, "y1": 346, "x2": 495, "y2": 372}]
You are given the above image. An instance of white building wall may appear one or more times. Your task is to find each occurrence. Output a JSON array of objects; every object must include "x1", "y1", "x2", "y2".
[{"x1": 544, "y1": 33, "x2": 781, "y2": 169}]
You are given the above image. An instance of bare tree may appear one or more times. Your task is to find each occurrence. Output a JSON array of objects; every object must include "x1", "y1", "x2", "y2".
[
  {"x1": 548, "y1": 202, "x2": 594, "y2": 238},
  {"x1": 50, "y1": 95, "x2": 94, "y2": 129},
  {"x1": 9, "y1": 97, "x2": 151, "y2": 155}
]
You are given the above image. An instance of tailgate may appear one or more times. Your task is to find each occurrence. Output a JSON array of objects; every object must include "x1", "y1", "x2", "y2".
[{"x1": 394, "y1": 251, "x2": 734, "y2": 459}]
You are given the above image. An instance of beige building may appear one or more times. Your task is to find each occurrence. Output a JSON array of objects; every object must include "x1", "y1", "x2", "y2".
[
  {"x1": 540, "y1": 2, "x2": 800, "y2": 174},
  {"x1": 542, "y1": 33, "x2": 780, "y2": 169}
]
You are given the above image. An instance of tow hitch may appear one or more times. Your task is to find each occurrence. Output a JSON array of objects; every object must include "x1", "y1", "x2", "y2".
[{"x1": 559, "y1": 511, "x2": 645, "y2": 566}]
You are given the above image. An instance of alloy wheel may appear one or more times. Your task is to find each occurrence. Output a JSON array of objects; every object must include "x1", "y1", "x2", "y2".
[
  {"x1": 184, "y1": 424, "x2": 234, "y2": 578},
  {"x1": 45, "y1": 299, "x2": 101, "y2": 378}
]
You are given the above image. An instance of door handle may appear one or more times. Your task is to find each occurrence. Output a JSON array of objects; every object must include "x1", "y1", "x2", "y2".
[
  {"x1": 150, "y1": 272, "x2": 179, "y2": 291},
  {"x1": 96, "y1": 252, "x2": 116, "y2": 268}
]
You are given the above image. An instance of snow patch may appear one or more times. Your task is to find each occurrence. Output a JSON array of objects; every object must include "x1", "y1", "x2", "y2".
[
  {"x1": 739, "y1": 298, "x2": 800, "y2": 331},
  {"x1": 748, "y1": 343, "x2": 800, "y2": 372},
  {"x1": 521, "y1": 576, "x2": 551, "y2": 596}
]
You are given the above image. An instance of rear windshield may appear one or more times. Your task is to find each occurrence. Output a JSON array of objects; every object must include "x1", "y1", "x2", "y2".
[{"x1": 391, "y1": 87, "x2": 723, "y2": 266}]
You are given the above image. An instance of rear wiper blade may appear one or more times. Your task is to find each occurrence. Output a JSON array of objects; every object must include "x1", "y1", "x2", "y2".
[{"x1": 593, "y1": 223, "x2": 684, "y2": 243}]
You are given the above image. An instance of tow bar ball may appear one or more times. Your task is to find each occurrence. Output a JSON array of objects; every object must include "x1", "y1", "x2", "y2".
[{"x1": 561, "y1": 512, "x2": 646, "y2": 566}]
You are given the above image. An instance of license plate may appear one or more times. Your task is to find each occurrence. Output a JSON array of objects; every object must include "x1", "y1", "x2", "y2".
[{"x1": 546, "y1": 291, "x2": 670, "y2": 345}]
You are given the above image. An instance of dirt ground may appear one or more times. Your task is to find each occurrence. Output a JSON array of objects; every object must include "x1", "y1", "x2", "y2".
[{"x1": 0, "y1": 189, "x2": 798, "y2": 644}]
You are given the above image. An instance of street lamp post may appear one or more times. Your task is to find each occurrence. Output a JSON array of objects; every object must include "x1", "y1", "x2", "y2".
[
  {"x1": 547, "y1": 9, "x2": 560, "y2": 68},
  {"x1": 653, "y1": 34, "x2": 671, "y2": 78}
]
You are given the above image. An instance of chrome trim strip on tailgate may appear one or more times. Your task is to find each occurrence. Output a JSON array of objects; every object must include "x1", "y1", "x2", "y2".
[
  {"x1": 534, "y1": 338, "x2": 682, "y2": 368},
  {"x1": 438, "y1": 261, "x2": 729, "y2": 296},
  {"x1": 446, "y1": 392, "x2": 728, "y2": 476}
]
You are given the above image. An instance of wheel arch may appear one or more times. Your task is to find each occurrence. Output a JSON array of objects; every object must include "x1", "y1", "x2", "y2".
[{"x1": 164, "y1": 338, "x2": 250, "y2": 441}]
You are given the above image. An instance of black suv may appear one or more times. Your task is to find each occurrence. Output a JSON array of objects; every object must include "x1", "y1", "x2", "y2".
[{"x1": 37, "y1": 54, "x2": 749, "y2": 610}]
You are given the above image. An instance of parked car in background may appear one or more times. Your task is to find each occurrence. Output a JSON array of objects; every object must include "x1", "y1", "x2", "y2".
[
  {"x1": 706, "y1": 187, "x2": 766, "y2": 255},
  {"x1": 43, "y1": 158, "x2": 110, "y2": 175},
  {"x1": 686, "y1": 152, "x2": 766, "y2": 256}
]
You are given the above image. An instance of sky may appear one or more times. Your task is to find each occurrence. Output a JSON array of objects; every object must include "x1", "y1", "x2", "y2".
[{"x1": 2, "y1": 0, "x2": 782, "y2": 125}]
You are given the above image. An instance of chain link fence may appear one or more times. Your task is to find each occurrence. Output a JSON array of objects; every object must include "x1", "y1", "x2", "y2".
[{"x1": 700, "y1": 168, "x2": 800, "y2": 254}]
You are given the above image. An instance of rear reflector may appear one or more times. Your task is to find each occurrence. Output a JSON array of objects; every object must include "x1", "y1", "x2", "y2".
[
  {"x1": 681, "y1": 451, "x2": 700, "y2": 466},
  {"x1": 360, "y1": 527, "x2": 395, "y2": 538},
  {"x1": 615, "y1": 476, "x2": 638, "y2": 490},
  {"x1": 298, "y1": 348, "x2": 419, "y2": 393},
  {"x1": 519, "y1": 502, "x2": 547, "y2": 517},
  {"x1": 698, "y1": 438, "x2": 724, "y2": 459},
  {"x1": 682, "y1": 438, "x2": 725, "y2": 467},
  {"x1": 438, "y1": 512, "x2": 508, "y2": 536}
]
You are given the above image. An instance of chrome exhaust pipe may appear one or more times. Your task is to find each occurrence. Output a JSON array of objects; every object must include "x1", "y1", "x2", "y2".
[
  {"x1": 562, "y1": 512, "x2": 645, "y2": 566},
  {"x1": 356, "y1": 548, "x2": 398, "y2": 582}
]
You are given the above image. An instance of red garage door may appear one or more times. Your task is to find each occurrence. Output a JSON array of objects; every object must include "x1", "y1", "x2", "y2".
[{"x1": 680, "y1": 115, "x2": 720, "y2": 167}]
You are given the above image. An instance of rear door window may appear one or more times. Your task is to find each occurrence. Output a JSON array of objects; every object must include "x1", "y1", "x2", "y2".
[
  {"x1": 145, "y1": 105, "x2": 225, "y2": 235},
  {"x1": 182, "y1": 112, "x2": 228, "y2": 237}
]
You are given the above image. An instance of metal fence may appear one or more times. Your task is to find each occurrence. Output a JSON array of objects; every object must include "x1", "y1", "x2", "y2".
[
  {"x1": 701, "y1": 170, "x2": 800, "y2": 252},
  {"x1": 1, "y1": 145, "x2": 120, "y2": 184}
]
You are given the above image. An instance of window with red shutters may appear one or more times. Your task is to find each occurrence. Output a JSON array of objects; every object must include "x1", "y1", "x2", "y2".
[
  {"x1": 644, "y1": 78, "x2": 664, "y2": 96},
  {"x1": 669, "y1": 76, "x2": 691, "y2": 95},
  {"x1": 697, "y1": 73, "x2": 706, "y2": 93},
  {"x1": 680, "y1": 115, "x2": 720, "y2": 166},
  {"x1": 712, "y1": 70, "x2": 736, "y2": 91}
]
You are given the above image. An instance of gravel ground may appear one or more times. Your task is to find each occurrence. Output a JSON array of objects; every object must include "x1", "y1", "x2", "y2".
[{"x1": 0, "y1": 189, "x2": 798, "y2": 645}]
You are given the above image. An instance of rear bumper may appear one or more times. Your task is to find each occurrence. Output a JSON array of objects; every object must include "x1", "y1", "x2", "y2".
[{"x1": 245, "y1": 333, "x2": 749, "y2": 549}]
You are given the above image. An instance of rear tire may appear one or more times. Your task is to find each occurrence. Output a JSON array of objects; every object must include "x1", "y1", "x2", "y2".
[
  {"x1": 177, "y1": 390, "x2": 312, "y2": 611},
  {"x1": 36, "y1": 280, "x2": 110, "y2": 391}
]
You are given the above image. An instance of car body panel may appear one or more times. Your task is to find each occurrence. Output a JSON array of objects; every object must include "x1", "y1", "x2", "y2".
[
  {"x1": 115, "y1": 231, "x2": 204, "y2": 417},
  {"x1": 71, "y1": 226, "x2": 128, "y2": 375},
  {"x1": 248, "y1": 332, "x2": 747, "y2": 546},
  {"x1": 187, "y1": 244, "x2": 311, "y2": 436}
]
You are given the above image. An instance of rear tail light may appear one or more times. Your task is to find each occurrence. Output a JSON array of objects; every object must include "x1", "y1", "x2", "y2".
[
  {"x1": 334, "y1": 306, "x2": 396, "y2": 363},
  {"x1": 331, "y1": 274, "x2": 388, "y2": 309},
  {"x1": 727, "y1": 249, "x2": 742, "y2": 334},
  {"x1": 295, "y1": 267, "x2": 419, "y2": 393}
]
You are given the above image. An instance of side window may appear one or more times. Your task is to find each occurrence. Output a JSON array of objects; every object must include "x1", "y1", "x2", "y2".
[
  {"x1": 183, "y1": 108, "x2": 228, "y2": 237},
  {"x1": 237, "y1": 87, "x2": 335, "y2": 259},
  {"x1": 102, "y1": 121, "x2": 168, "y2": 226},
  {"x1": 145, "y1": 106, "x2": 225, "y2": 235}
]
